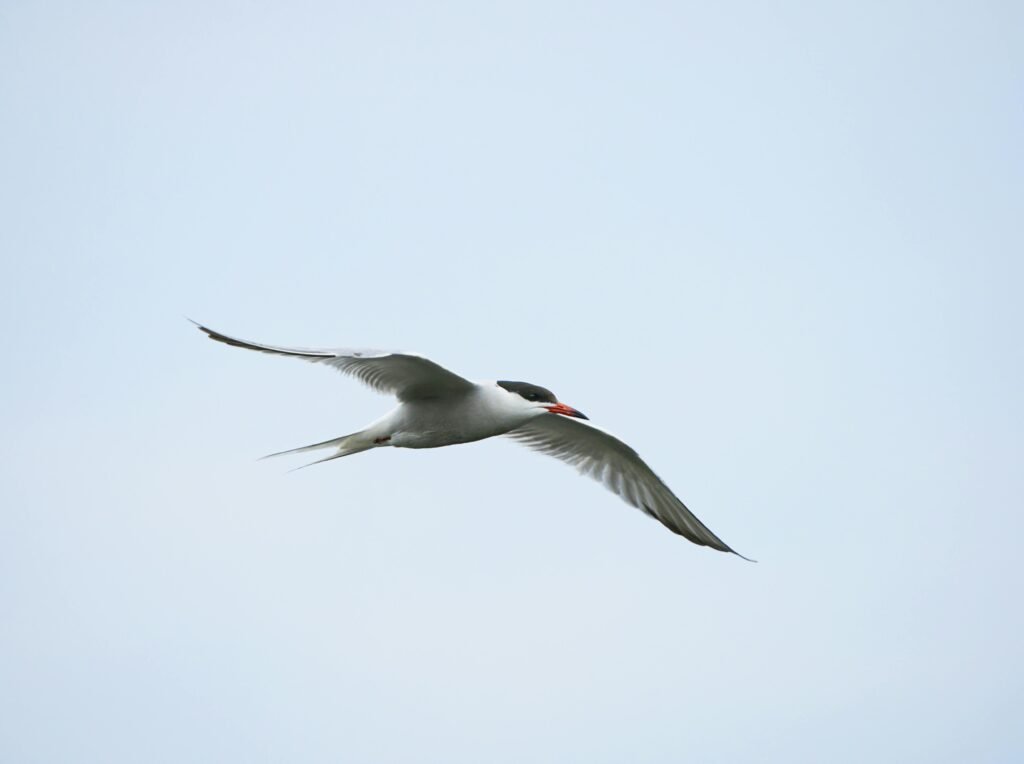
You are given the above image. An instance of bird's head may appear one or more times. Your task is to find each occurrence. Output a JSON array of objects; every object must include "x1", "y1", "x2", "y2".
[{"x1": 496, "y1": 380, "x2": 588, "y2": 420}]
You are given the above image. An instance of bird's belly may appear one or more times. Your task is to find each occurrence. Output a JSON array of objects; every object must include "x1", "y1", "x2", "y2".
[
  {"x1": 390, "y1": 429, "x2": 491, "y2": 449},
  {"x1": 386, "y1": 398, "x2": 517, "y2": 449}
]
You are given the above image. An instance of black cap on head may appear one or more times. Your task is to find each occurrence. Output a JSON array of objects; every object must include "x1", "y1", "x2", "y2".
[{"x1": 497, "y1": 380, "x2": 558, "y2": 404}]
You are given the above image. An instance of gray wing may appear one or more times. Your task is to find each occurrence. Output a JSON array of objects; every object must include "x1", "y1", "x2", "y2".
[
  {"x1": 193, "y1": 322, "x2": 475, "y2": 401},
  {"x1": 507, "y1": 414, "x2": 750, "y2": 558}
]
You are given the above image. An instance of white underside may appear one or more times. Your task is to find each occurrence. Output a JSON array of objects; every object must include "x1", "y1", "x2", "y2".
[{"x1": 363, "y1": 382, "x2": 540, "y2": 449}]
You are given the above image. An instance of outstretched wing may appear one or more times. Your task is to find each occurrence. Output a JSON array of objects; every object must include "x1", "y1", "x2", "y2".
[
  {"x1": 506, "y1": 414, "x2": 750, "y2": 558},
  {"x1": 192, "y1": 322, "x2": 475, "y2": 401}
]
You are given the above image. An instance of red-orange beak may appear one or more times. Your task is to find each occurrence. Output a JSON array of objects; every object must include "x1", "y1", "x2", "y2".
[{"x1": 545, "y1": 402, "x2": 589, "y2": 420}]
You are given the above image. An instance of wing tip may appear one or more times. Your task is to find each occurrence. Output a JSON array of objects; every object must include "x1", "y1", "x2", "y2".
[
  {"x1": 701, "y1": 537, "x2": 756, "y2": 562},
  {"x1": 696, "y1": 536, "x2": 756, "y2": 562},
  {"x1": 185, "y1": 317, "x2": 225, "y2": 343},
  {"x1": 187, "y1": 319, "x2": 334, "y2": 357}
]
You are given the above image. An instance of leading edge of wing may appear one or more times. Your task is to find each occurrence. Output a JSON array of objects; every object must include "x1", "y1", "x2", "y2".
[
  {"x1": 188, "y1": 319, "x2": 393, "y2": 360},
  {"x1": 189, "y1": 319, "x2": 477, "y2": 401}
]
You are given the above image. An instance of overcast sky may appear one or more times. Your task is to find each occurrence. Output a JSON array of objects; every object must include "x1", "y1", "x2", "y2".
[{"x1": 1, "y1": 2, "x2": 1022, "y2": 762}]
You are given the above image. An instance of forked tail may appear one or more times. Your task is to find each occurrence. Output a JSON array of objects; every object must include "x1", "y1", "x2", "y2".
[{"x1": 261, "y1": 431, "x2": 375, "y2": 470}]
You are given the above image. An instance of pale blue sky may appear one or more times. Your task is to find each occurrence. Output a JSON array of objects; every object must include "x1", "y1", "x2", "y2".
[{"x1": 1, "y1": 2, "x2": 1022, "y2": 762}]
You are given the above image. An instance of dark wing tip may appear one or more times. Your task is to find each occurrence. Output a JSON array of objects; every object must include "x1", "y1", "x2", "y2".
[
  {"x1": 185, "y1": 317, "x2": 218, "y2": 338},
  {"x1": 691, "y1": 534, "x2": 757, "y2": 562},
  {"x1": 188, "y1": 319, "x2": 253, "y2": 350},
  {"x1": 641, "y1": 499, "x2": 755, "y2": 561},
  {"x1": 696, "y1": 532, "x2": 761, "y2": 561},
  {"x1": 187, "y1": 319, "x2": 334, "y2": 358},
  {"x1": 689, "y1": 534, "x2": 757, "y2": 563},
  {"x1": 197, "y1": 325, "x2": 249, "y2": 349}
]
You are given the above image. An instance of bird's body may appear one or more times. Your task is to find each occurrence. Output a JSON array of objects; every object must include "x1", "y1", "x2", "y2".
[
  {"x1": 367, "y1": 384, "x2": 536, "y2": 449},
  {"x1": 194, "y1": 321, "x2": 750, "y2": 559}
]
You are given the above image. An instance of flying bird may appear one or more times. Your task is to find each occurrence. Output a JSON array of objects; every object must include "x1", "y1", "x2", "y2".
[{"x1": 193, "y1": 321, "x2": 749, "y2": 559}]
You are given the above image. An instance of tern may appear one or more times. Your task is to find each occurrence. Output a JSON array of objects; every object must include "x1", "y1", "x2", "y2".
[{"x1": 194, "y1": 322, "x2": 749, "y2": 558}]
